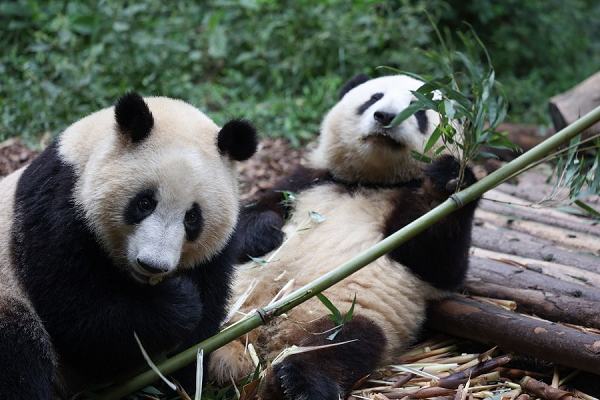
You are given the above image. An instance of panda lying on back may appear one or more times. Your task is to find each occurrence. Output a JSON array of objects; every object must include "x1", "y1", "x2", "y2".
[
  {"x1": 210, "y1": 73, "x2": 479, "y2": 400},
  {"x1": 0, "y1": 93, "x2": 257, "y2": 398}
]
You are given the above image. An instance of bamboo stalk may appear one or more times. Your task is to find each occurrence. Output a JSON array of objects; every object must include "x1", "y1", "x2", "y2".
[{"x1": 94, "y1": 105, "x2": 600, "y2": 399}]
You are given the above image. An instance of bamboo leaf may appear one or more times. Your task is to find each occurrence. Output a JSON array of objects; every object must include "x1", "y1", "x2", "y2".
[
  {"x1": 574, "y1": 200, "x2": 600, "y2": 218},
  {"x1": 424, "y1": 126, "x2": 444, "y2": 154},
  {"x1": 415, "y1": 76, "x2": 453, "y2": 94},
  {"x1": 410, "y1": 150, "x2": 433, "y2": 163},
  {"x1": 444, "y1": 99, "x2": 456, "y2": 120},
  {"x1": 309, "y1": 210, "x2": 326, "y2": 223},
  {"x1": 387, "y1": 102, "x2": 424, "y2": 127},
  {"x1": 342, "y1": 294, "x2": 356, "y2": 325},
  {"x1": 411, "y1": 90, "x2": 439, "y2": 110},
  {"x1": 456, "y1": 51, "x2": 480, "y2": 81},
  {"x1": 316, "y1": 293, "x2": 342, "y2": 324}
]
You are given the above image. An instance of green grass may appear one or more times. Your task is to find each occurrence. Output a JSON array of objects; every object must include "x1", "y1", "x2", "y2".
[{"x1": 1, "y1": 0, "x2": 598, "y2": 146}]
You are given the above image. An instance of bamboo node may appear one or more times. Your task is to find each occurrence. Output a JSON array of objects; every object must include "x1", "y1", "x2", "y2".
[
  {"x1": 256, "y1": 308, "x2": 268, "y2": 324},
  {"x1": 450, "y1": 194, "x2": 464, "y2": 208}
]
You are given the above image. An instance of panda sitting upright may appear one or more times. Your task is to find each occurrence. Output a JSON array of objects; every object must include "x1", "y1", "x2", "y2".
[
  {"x1": 0, "y1": 93, "x2": 257, "y2": 398},
  {"x1": 209, "y1": 73, "x2": 479, "y2": 400}
]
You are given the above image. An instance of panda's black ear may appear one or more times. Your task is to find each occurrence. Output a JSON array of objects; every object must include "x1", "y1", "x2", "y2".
[
  {"x1": 114, "y1": 92, "x2": 154, "y2": 143},
  {"x1": 218, "y1": 119, "x2": 258, "y2": 161},
  {"x1": 339, "y1": 72, "x2": 371, "y2": 100}
]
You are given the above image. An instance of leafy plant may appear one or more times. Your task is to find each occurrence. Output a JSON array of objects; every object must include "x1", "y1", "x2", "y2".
[
  {"x1": 545, "y1": 134, "x2": 600, "y2": 217},
  {"x1": 386, "y1": 20, "x2": 520, "y2": 190},
  {"x1": 316, "y1": 292, "x2": 356, "y2": 340}
]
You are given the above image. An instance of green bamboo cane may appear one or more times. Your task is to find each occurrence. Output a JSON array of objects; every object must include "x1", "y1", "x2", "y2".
[{"x1": 95, "y1": 105, "x2": 600, "y2": 400}]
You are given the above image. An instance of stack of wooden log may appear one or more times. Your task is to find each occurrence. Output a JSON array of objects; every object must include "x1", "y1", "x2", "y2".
[{"x1": 427, "y1": 164, "x2": 600, "y2": 377}]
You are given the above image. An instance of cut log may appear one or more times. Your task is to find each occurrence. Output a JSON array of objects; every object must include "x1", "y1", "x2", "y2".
[
  {"x1": 426, "y1": 295, "x2": 600, "y2": 375},
  {"x1": 480, "y1": 189, "x2": 600, "y2": 237},
  {"x1": 471, "y1": 224, "x2": 600, "y2": 273},
  {"x1": 475, "y1": 210, "x2": 600, "y2": 256},
  {"x1": 549, "y1": 71, "x2": 600, "y2": 136},
  {"x1": 471, "y1": 247, "x2": 600, "y2": 288},
  {"x1": 465, "y1": 257, "x2": 600, "y2": 329}
]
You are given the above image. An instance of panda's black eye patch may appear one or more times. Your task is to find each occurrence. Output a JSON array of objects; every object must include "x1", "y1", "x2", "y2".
[
  {"x1": 124, "y1": 189, "x2": 157, "y2": 225},
  {"x1": 184, "y1": 203, "x2": 203, "y2": 242},
  {"x1": 413, "y1": 107, "x2": 428, "y2": 134},
  {"x1": 357, "y1": 92, "x2": 384, "y2": 115}
]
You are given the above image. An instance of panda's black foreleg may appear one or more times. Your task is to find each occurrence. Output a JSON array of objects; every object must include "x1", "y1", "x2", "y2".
[
  {"x1": 260, "y1": 314, "x2": 386, "y2": 400},
  {"x1": 0, "y1": 297, "x2": 57, "y2": 399},
  {"x1": 234, "y1": 206, "x2": 286, "y2": 262},
  {"x1": 385, "y1": 155, "x2": 479, "y2": 290},
  {"x1": 235, "y1": 165, "x2": 331, "y2": 262}
]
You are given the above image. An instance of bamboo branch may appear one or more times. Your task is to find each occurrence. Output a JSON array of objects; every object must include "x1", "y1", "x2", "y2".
[{"x1": 93, "y1": 105, "x2": 600, "y2": 399}]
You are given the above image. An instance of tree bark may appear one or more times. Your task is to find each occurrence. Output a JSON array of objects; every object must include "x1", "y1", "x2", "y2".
[
  {"x1": 465, "y1": 257, "x2": 600, "y2": 329},
  {"x1": 426, "y1": 295, "x2": 600, "y2": 375},
  {"x1": 470, "y1": 248, "x2": 600, "y2": 288},
  {"x1": 470, "y1": 225, "x2": 600, "y2": 274},
  {"x1": 480, "y1": 189, "x2": 600, "y2": 237}
]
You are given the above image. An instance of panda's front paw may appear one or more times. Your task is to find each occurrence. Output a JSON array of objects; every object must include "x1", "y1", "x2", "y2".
[
  {"x1": 235, "y1": 209, "x2": 285, "y2": 262},
  {"x1": 262, "y1": 359, "x2": 342, "y2": 400},
  {"x1": 423, "y1": 154, "x2": 477, "y2": 196}
]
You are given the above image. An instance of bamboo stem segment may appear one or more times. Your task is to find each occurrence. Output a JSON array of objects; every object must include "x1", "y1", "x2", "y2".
[{"x1": 96, "y1": 105, "x2": 600, "y2": 399}]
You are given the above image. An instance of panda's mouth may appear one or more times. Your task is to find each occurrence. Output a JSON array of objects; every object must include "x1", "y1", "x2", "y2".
[
  {"x1": 129, "y1": 268, "x2": 167, "y2": 286},
  {"x1": 362, "y1": 131, "x2": 405, "y2": 149}
]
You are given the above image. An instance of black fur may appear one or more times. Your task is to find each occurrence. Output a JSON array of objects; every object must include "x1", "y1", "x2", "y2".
[
  {"x1": 339, "y1": 72, "x2": 371, "y2": 100},
  {"x1": 9, "y1": 140, "x2": 234, "y2": 396},
  {"x1": 261, "y1": 315, "x2": 386, "y2": 400},
  {"x1": 234, "y1": 165, "x2": 332, "y2": 261},
  {"x1": 218, "y1": 118, "x2": 259, "y2": 161},
  {"x1": 357, "y1": 92, "x2": 383, "y2": 115},
  {"x1": 184, "y1": 202, "x2": 203, "y2": 242},
  {"x1": 115, "y1": 92, "x2": 154, "y2": 143},
  {"x1": 124, "y1": 188, "x2": 157, "y2": 224},
  {"x1": 415, "y1": 109, "x2": 428, "y2": 134},
  {"x1": 0, "y1": 298, "x2": 56, "y2": 399},
  {"x1": 384, "y1": 155, "x2": 479, "y2": 290}
]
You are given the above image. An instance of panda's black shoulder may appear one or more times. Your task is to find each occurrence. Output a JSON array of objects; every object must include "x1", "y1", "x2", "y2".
[{"x1": 15, "y1": 139, "x2": 72, "y2": 200}]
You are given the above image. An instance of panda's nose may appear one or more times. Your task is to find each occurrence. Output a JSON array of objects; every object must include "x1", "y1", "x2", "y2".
[
  {"x1": 137, "y1": 258, "x2": 170, "y2": 274},
  {"x1": 374, "y1": 111, "x2": 396, "y2": 126}
]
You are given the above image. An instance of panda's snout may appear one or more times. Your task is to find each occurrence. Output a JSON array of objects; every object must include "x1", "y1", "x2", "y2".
[
  {"x1": 136, "y1": 258, "x2": 171, "y2": 274},
  {"x1": 374, "y1": 111, "x2": 396, "y2": 127}
]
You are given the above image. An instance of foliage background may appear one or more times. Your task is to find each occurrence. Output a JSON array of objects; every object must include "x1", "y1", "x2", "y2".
[{"x1": 1, "y1": 0, "x2": 599, "y2": 146}]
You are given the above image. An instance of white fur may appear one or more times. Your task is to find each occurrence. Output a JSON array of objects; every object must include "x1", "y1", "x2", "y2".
[
  {"x1": 311, "y1": 75, "x2": 444, "y2": 184},
  {"x1": 58, "y1": 97, "x2": 241, "y2": 282},
  {"x1": 0, "y1": 169, "x2": 28, "y2": 303}
]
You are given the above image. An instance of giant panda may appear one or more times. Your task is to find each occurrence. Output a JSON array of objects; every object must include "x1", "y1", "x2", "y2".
[
  {"x1": 0, "y1": 93, "x2": 258, "y2": 399},
  {"x1": 209, "y1": 73, "x2": 479, "y2": 399}
]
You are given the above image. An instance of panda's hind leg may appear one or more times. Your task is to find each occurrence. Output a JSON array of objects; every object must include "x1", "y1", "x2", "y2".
[
  {"x1": 0, "y1": 296, "x2": 57, "y2": 399},
  {"x1": 209, "y1": 336, "x2": 257, "y2": 385},
  {"x1": 260, "y1": 315, "x2": 386, "y2": 400}
]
